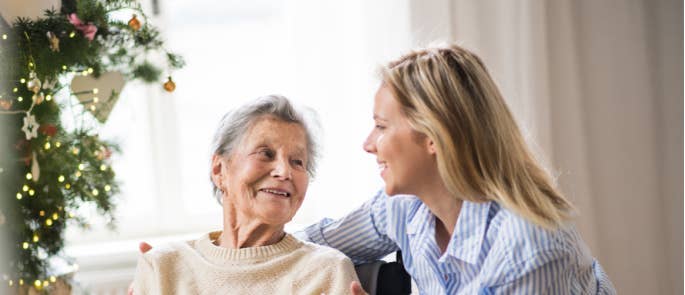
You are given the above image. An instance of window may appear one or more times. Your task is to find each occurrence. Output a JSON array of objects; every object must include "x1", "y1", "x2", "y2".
[{"x1": 65, "y1": 0, "x2": 409, "y2": 246}]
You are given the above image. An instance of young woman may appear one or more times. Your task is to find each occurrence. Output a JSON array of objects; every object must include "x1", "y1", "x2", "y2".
[{"x1": 299, "y1": 44, "x2": 616, "y2": 294}]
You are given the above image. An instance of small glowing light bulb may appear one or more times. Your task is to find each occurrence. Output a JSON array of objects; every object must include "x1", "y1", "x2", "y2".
[
  {"x1": 26, "y1": 173, "x2": 32, "y2": 180},
  {"x1": 20, "y1": 78, "x2": 26, "y2": 83},
  {"x1": 28, "y1": 189, "x2": 35, "y2": 196},
  {"x1": 45, "y1": 219, "x2": 53, "y2": 226},
  {"x1": 46, "y1": 94, "x2": 52, "y2": 101},
  {"x1": 93, "y1": 88, "x2": 99, "y2": 94},
  {"x1": 52, "y1": 213, "x2": 59, "y2": 220},
  {"x1": 16, "y1": 193, "x2": 22, "y2": 200},
  {"x1": 104, "y1": 185, "x2": 111, "y2": 192},
  {"x1": 2, "y1": 34, "x2": 7, "y2": 40},
  {"x1": 92, "y1": 189, "x2": 99, "y2": 196},
  {"x1": 100, "y1": 164, "x2": 107, "y2": 171},
  {"x1": 69, "y1": 31, "x2": 76, "y2": 38},
  {"x1": 44, "y1": 142, "x2": 51, "y2": 150},
  {"x1": 39, "y1": 211, "x2": 45, "y2": 216},
  {"x1": 58, "y1": 175, "x2": 65, "y2": 182},
  {"x1": 17, "y1": 97, "x2": 23, "y2": 102},
  {"x1": 22, "y1": 242, "x2": 29, "y2": 249},
  {"x1": 78, "y1": 163, "x2": 85, "y2": 170},
  {"x1": 22, "y1": 185, "x2": 29, "y2": 192},
  {"x1": 32, "y1": 234, "x2": 39, "y2": 242}
]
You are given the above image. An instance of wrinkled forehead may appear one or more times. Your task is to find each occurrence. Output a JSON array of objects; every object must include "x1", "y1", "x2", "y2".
[{"x1": 244, "y1": 116, "x2": 308, "y2": 155}]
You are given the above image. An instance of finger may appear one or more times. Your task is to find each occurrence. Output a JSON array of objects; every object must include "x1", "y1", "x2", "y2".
[
  {"x1": 127, "y1": 283, "x2": 134, "y2": 295},
  {"x1": 139, "y1": 242, "x2": 152, "y2": 253},
  {"x1": 350, "y1": 281, "x2": 367, "y2": 295}
]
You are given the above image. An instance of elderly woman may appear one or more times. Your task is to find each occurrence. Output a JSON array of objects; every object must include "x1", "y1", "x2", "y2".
[{"x1": 131, "y1": 95, "x2": 359, "y2": 294}]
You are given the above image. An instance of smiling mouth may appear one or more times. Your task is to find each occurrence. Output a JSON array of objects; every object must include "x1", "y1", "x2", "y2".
[
  {"x1": 259, "y1": 188, "x2": 291, "y2": 197},
  {"x1": 378, "y1": 162, "x2": 387, "y2": 171}
]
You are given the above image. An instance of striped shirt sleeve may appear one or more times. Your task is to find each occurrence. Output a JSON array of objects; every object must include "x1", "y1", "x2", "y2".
[{"x1": 298, "y1": 190, "x2": 399, "y2": 264}]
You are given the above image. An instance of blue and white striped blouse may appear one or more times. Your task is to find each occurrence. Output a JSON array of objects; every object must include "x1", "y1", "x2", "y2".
[{"x1": 298, "y1": 190, "x2": 616, "y2": 294}]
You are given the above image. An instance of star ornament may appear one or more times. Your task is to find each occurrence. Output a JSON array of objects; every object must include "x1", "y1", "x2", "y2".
[{"x1": 21, "y1": 113, "x2": 39, "y2": 140}]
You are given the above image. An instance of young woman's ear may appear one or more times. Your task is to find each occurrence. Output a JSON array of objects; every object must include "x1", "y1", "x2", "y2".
[{"x1": 426, "y1": 137, "x2": 437, "y2": 155}]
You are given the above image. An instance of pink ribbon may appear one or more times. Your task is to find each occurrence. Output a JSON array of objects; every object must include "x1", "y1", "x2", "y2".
[{"x1": 68, "y1": 13, "x2": 98, "y2": 41}]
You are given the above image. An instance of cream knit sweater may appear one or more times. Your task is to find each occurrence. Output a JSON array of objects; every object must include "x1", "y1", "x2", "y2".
[{"x1": 132, "y1": 231, "x2": 359, "y2": 295}]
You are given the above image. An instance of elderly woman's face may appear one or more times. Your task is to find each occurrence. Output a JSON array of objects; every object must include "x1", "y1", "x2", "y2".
[{"x1": 212, "y1": 117, "x2": 309, "y2": 226}]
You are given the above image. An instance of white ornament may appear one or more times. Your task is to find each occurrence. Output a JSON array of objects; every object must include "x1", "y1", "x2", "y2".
[
  {"x1": 21, "y1": 113, "x2": 39, "y2": 140},
  {"x1": 31, "y1": 152, "x2": 40, "y2": 181}
]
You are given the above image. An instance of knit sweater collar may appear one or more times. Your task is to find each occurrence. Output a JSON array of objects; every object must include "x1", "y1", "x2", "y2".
[{"x1": 196, "y1": 231, "x2": 302, "y2": 262}]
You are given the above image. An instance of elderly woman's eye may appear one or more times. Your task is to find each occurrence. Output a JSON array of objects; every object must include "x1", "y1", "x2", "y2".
[
  {"x1": 258, "y1": 150, "x2": 275, "y2": 159},
  {"x1": 292, "y1": 159, "x2": 304, "y2": 167}
]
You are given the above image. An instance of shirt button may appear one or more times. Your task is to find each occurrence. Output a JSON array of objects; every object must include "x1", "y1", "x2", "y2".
[{"x1": 444, "y1": 274, "x2": 448, "y2": 280}]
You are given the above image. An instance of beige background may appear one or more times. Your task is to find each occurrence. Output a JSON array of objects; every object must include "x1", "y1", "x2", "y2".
[{"x1": 395, "y1": 0, "x2": 682, "y2": 293}]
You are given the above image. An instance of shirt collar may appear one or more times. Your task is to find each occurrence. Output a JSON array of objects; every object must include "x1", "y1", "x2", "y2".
[
  {"x1": 406, "y1": 201, "x2": 433, "y2": 235},
  {"x1": 444, "y1": 200, "x2": 494, "y2": 265}
]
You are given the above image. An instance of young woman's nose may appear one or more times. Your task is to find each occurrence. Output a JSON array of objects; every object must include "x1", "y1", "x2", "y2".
[{"x1": 363, "y1": 132, "x2": 377, "y2": 154}]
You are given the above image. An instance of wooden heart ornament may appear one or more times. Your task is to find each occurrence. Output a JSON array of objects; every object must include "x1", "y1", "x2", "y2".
[{"x1": 70, "y1": 71, "x2": 126, "y2": 124}]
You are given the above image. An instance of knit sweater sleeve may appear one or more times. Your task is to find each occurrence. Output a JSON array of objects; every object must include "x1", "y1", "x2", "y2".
[
  {"x1": 326, "y1": 256, "x2": 359, "y2": 295},
  {"x1": 132, "y1": 254, "x2": 159, "y2": 295}
]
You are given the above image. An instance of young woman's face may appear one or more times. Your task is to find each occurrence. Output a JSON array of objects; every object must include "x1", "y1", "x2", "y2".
[
  {"x1": 363, "y1": 85, "x2": 436, "y2": 196},
  {"x1": 212, "y1": 117, "x2": 309, "y2": 226}
]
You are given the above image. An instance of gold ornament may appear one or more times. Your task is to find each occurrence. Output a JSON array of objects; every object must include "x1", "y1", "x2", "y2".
[
  {"x1": 128, "y1": 14, "x2": 142, "y2": 31},
  {"x1": 26, "y1": 72, "x2": 42, "y2": 93},
  {"x1": 32, "y1": 92, "x2": 45, "y2": 105},
  {"x1": 0, "y1": 99, "x2": 12, "y2": 110},
  {"x1": 163, "y1": 76, "x2": 176, "y2": 92},
  {"x1": 47, "y1": 31, "x2": 60, "y2": 52}
]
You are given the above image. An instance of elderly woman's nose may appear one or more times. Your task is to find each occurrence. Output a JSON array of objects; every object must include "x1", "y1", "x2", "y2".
[{"x1": 270, "y1": 157, "x2": 292, "y2": 179}]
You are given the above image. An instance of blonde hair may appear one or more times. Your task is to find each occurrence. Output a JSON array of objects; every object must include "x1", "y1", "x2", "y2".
[{"x1": 381, "y1": 44, "x2": 574, "y2": 229}]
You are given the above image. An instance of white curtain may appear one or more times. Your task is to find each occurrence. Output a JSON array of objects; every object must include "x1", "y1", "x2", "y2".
[{"x1": 408, "y1": 0, "x2": 682, "y2": 293}]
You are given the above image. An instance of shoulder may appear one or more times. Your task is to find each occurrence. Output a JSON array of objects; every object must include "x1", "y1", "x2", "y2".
[
  {"x1": 487, "y1": 208, "x2": 582, "y2": 264},
  {"x1": 486, "y1": 205, "x2": 586, "y2": 270},
  {"x1": 140, "y1": 238, "x2": 197, "y2": 268},
  {"x1": 297, "y1": 240, "x2": 355, "y2": 265}
]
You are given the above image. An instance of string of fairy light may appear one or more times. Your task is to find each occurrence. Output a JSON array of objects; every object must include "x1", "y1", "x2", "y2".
[
  {"x1": 1, "y1": 25, "x2": 111, "y2": 292},
  {"x1": 1, "y1": 1, "x2": 182, "y2": 290}
]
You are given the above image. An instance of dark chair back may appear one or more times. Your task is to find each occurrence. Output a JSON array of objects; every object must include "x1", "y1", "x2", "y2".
[{"x1": 354, "y1": 252, "x2": 412, "y2": 295}]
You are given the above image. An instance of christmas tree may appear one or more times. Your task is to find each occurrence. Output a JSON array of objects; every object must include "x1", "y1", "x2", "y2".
[{"x1": 0, "y1": 0, "x2": 183, "y2": 293}]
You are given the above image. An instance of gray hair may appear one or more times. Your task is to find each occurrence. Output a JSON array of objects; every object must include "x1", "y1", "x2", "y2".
[{"x1": 210, "y1": 95, "x2": 320, "y2": 203}]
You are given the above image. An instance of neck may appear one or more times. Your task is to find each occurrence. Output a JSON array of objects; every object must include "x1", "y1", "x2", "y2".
[
  {"x1": 219, "y1": 203, "x2": 285, "y2": 249},
  {"x1": 416, "y1": 181, "x2": 462, "y2": 237}
]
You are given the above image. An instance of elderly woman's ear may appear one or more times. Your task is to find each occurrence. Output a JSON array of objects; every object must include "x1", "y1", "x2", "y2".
[{"x1": 211, "y1": 154, "x2": 226, "y2": 191}]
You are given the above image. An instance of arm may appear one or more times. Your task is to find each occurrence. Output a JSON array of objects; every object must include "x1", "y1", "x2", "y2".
[
  {"x1": 296, "y1": 190, "x2": 399, "y2": 264},
  {"x1": 131, "y1": 254, "x2": 157, "y2": 295}
]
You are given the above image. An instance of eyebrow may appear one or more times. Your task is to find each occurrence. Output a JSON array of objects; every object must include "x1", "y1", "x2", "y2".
[
  {"x1": 253, "y1": 142, "x2": 307, "y2": 158},
  {"x1": 373, "y1": 114, "x2": 388, "y2": 121}
]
